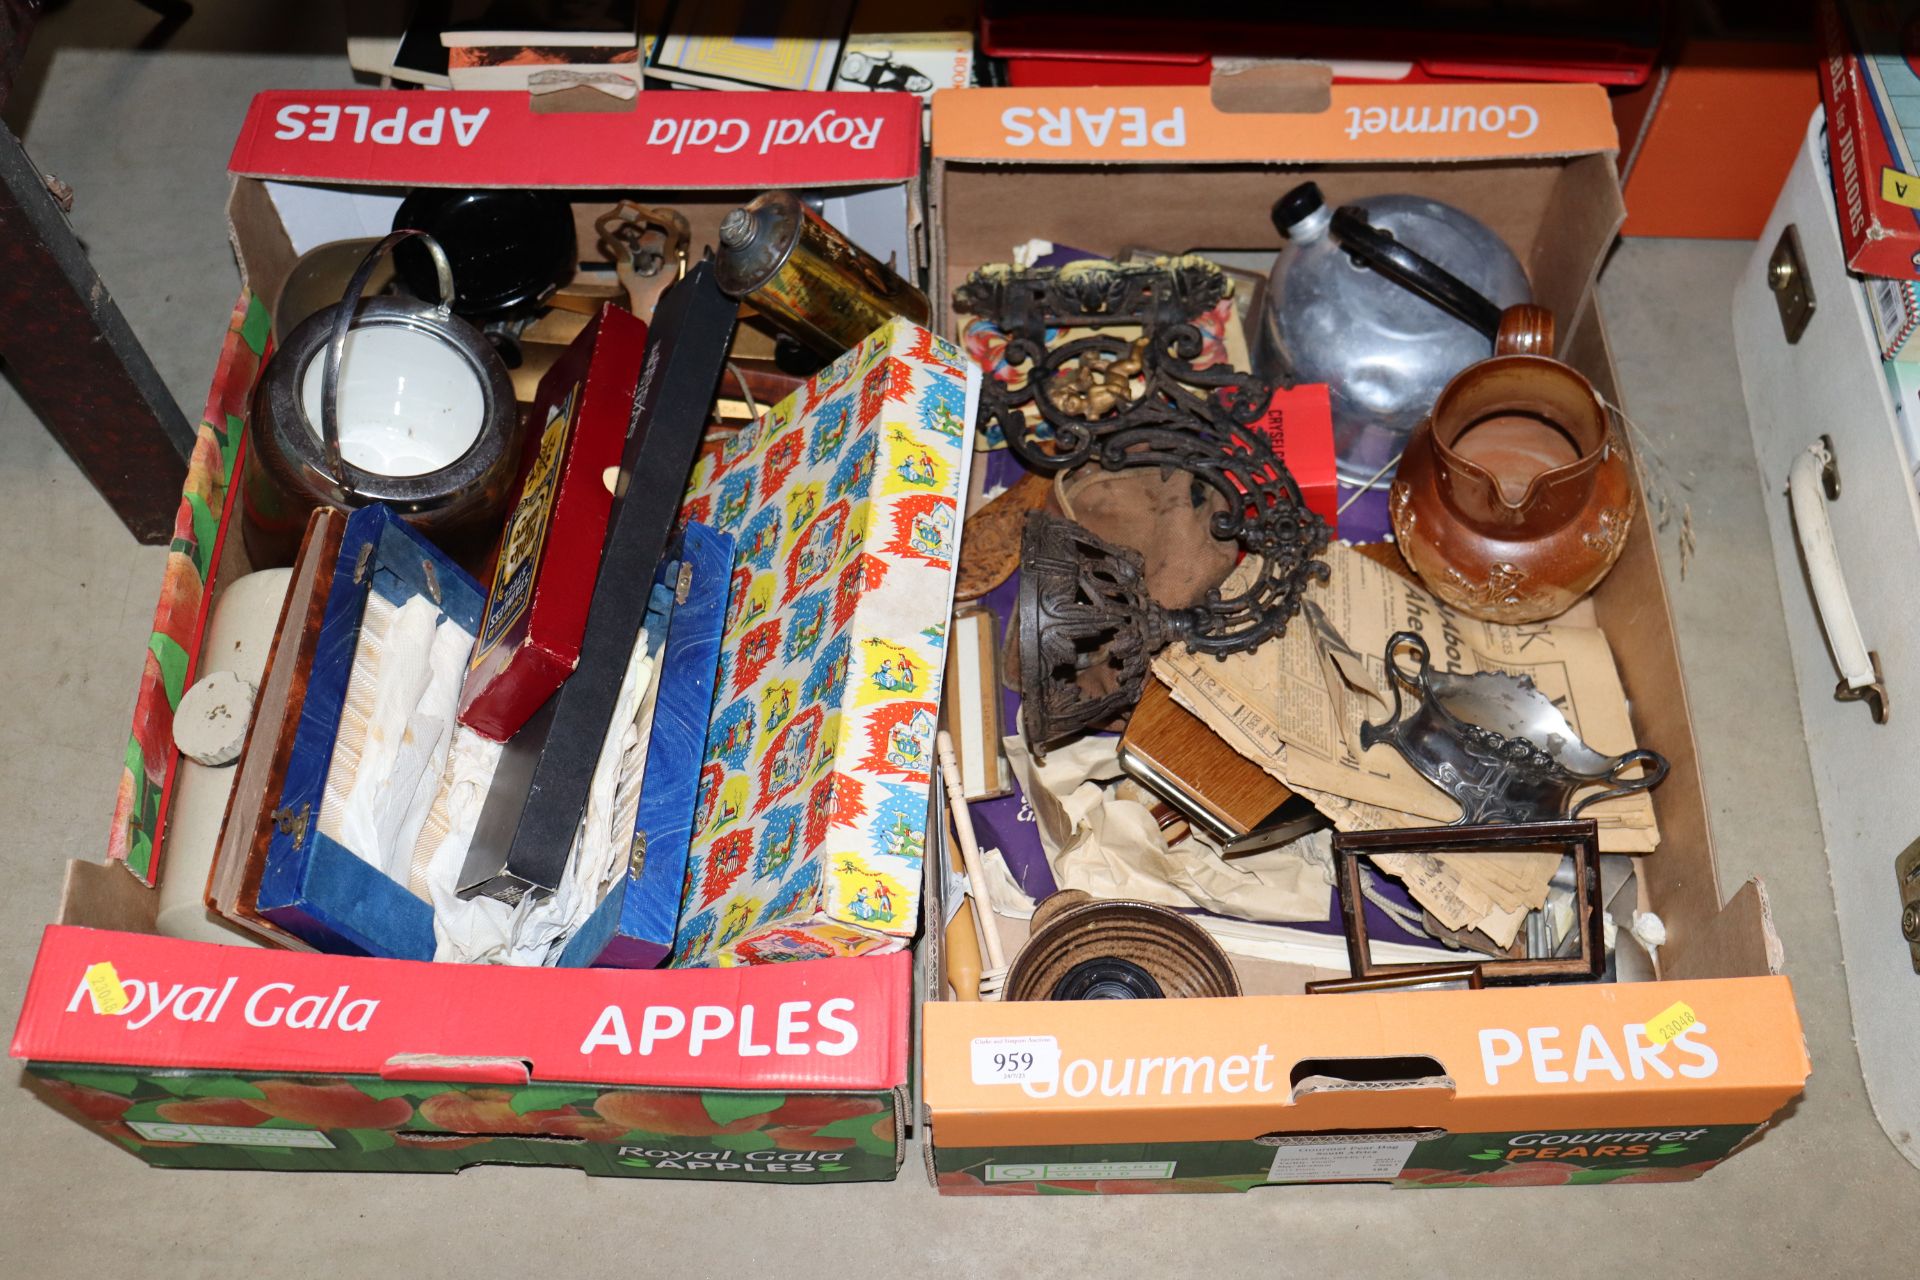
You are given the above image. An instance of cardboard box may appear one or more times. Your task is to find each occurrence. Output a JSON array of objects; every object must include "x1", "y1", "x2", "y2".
[
  {"x1": 1251, "y1": 384, "x2": 1338, "y2": 532},
  {"x1": 563, "y1": 523, "x2": 737, "y2": 970},
  {"x1": 13, "y1": 925, "x2": 908, "y2": 1180},
  {"x1": 117, "y1": 86, "x2": 922, "y2": 892},
  {"x1": 1817, "y1": 1, "x2": 1920, "y2": 280},
  {"x1": 921, "y1": 82, "x2": 1809, "y2": 1195},
  {"x1": 1869, "y1": 272, "x2": 1920, "y2": 361},
  {"x1": 458, "y1": 307, "x2": 649, "y2": 743},
  {"x1": 1616, "y1": 40, "x2": 1820, "y2": 240},
  {"x1": 673, "y1": 319, "x2": 980, "y2": 966},
  {"x1": 18, "y1": 89, "x2": 924, "y2": 1182},
  {"x1": 257, "y1": 503, "x2": 485, "y2": 960}
]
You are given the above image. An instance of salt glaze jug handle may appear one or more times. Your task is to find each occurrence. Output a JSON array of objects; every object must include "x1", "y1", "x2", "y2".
[{"x1": 1493, "y1": 303, "x2": 1555, "y2": 358}]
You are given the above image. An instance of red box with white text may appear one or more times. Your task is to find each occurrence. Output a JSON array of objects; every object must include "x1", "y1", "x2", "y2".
[{"x1": 14, "y1": 89, "x2": 924, "y2": 1182}]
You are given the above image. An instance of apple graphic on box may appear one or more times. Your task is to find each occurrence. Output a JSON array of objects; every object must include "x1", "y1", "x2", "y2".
[
  {"x1": 153, "y1": 1097, "x2": 269, "y2": 1128},
  {"x1": 252, "y1": 1081, "x2": 413, "y2": 1130},
  {"x1": 592, "y1": 1091, "x2": 774, "y2": 1137}
]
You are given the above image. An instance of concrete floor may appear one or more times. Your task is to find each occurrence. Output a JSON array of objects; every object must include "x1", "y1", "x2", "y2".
[{"x1": 2, "y1": 14, "x2": 1916, "y2": 1279}]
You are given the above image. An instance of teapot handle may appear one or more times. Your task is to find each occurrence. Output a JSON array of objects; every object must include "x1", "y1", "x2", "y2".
[
  {"x1": 1328, "y1": 205, "x2": 1505, "y2": 340},
  {"x1": 320, "y1": 229, "x2": 456, "y2": 486}
]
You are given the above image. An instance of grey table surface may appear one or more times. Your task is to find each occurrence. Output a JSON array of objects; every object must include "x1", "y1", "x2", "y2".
[{"x1": 0, "y1": 9, "x2": 1914, "y2": 1277}]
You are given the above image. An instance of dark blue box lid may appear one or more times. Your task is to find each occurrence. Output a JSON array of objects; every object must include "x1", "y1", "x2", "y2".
[{"x1": 256, "y1": 504, "x2": 485, "y2": 961}]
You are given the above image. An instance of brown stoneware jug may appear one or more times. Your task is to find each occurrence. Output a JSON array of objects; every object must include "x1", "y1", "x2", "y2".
[{"x1": 1389, "y1": 305, "x2": 1635, "y2": 624}]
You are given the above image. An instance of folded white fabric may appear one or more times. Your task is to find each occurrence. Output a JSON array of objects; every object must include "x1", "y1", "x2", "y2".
[{"x1": 423, "y1": 727, "x2": 513, "y2": 962}]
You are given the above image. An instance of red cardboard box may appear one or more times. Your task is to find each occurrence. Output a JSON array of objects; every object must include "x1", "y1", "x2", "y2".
[
  {"x1": 1817, "y1": 1, "x2": 1920, "y2": 279},
  {"x1": 459, "y1": 307, "x2": 648, "y2": 742},
  {"x1": 115, "y1": 86, "x2": 921, "y2": 889},
  {"x1": 1251, "y1": 384, "x2": 1338, "y2": 533},
  {"x1": 13, "y1": 925, "x2": 909, "y2": 1179},
  {"x1": 32, "y1": 89, "x2": 925, "y2": 1184}
]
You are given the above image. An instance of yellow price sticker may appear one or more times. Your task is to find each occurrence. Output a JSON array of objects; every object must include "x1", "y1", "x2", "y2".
[
  {"x1": 1645, "y1": 1000, "x2": 1697, "y2": 1046},
  {"x1": 1883, "y1": 167, "x2": 1920, "y2": 211},
  {"x1": 83, "y1": 961, "x2": 129, "y2": 1015}
]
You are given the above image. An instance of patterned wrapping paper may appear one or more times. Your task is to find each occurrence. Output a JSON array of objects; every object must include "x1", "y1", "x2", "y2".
[{"x1": 672, "y1": 319, "x2": 979, "y2": 966}]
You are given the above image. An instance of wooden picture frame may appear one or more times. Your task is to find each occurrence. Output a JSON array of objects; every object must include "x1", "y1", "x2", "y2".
[
  {"x1": 1305, "y1": 963, "x2": 1485, "y2": 995},
  {"x1": 1332, "y1": 819, "x2": 1606, "y2": 985}
]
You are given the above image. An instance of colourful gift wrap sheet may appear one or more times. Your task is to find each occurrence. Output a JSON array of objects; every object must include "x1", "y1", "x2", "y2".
[{"x1": 673, "y1": 320, "x2": 979, "y2": 966}]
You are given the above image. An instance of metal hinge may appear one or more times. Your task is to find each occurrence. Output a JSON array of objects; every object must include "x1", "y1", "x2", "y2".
[{"x1": 1898, "y1": 840, "x2": 1920, "y2": 974}]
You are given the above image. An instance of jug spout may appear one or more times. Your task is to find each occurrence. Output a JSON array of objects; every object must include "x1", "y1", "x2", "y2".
[
  {"x1": 1435, "y1": 419, "x2": 1602, "y2": 532},
  {"x1": 1427, "y1": 353, "x2": 1609, "y2": 536},
  {"x1": 1389, "y1": 341, "x2": 1638, "y2": 625}
]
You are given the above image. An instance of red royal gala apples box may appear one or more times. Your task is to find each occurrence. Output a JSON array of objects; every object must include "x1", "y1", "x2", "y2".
[
  {"x1": 13, "y1": 926, "x2": 910, "y2": 1180},
  {"x1": 18, "y1": 89, "x2": 923, "y2": 1182}
]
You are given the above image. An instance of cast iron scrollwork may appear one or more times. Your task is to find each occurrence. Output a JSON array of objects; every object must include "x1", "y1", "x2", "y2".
[
  {"x1": 963, "y1": 257, "x2": 1332, "y2": 752},
  {"x1": 1017, "y1": 513, "x2": 1173, "y2": 751},
  {"x1": 955, "y1": 256, "x2": 1269, "y2": 474}
]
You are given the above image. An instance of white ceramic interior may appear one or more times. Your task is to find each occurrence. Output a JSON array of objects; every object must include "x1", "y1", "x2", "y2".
[{"x1": 299, "y1": 325, "x2": 484, "y2": 477}]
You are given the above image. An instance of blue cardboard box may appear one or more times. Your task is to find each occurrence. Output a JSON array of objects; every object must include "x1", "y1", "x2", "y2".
[
  {"x1": 255, "y1": 504, "x2": 485, "y2": 960},
  {"x1": 562, "y1": 523, "x2": 734, "y2": 968}
]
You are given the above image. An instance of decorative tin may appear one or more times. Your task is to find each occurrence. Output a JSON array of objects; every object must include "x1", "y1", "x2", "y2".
[
  {"x1": 672, "y1": 318, "x2": 978, "y2": 966},
  {"x1": 714, "y1": 189, "x2": 930, "y2": 358}
]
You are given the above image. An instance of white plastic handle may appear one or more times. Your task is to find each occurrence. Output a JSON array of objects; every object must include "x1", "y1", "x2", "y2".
[{"x1": 1788, "y1": 438, "x2": 1886, "y2": 721}]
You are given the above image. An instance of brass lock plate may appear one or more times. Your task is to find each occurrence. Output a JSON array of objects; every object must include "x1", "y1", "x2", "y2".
[
  {"x1": 1769, "y1": 223, "x2": 1816, "y2": 344},
  {"x1": 1897, "y1": 840, "x2": 1920, "y2": 973}
]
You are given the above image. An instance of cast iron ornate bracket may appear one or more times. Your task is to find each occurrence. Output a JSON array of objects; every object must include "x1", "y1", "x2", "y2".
[
  {"x1": 955, "y1": 256, "x2": 1271, "y2": 473},
  {"x1": 964, "y1": 258, "x2": 1332, "y2": 753}
]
